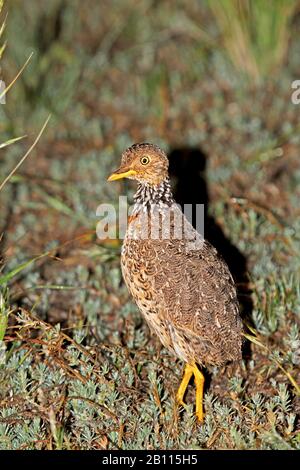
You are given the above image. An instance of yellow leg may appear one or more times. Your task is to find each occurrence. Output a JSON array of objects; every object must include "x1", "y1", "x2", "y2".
[
  {"x1": 176, "y1": 362, "x2": 205, "y2": 423},
  {"x1": 194, "y1": 364, "x2": 205, "y2": 423},
  {"x1": 176, "y1": 363, "x2": 193, "y2": 406}
]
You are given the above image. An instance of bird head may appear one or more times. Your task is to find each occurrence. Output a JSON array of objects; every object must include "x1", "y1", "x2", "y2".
[{"x1": 107, "y1": 143, "x2": 169, "y2": 186}]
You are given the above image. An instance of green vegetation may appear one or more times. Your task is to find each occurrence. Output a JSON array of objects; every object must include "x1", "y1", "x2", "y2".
[
  {"x1": 207, "y1": 0, "x2": 298, "y2": 82},
  {"x1": 0, "y1": 0, "x2": 299, "y2": 449}
]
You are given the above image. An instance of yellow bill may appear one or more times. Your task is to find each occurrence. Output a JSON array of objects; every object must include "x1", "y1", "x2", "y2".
[{"x1": 107, "y1": 169, "x2": 137, "y2": 181}]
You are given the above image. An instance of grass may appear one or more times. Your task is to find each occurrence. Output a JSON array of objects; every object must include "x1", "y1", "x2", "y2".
[
  {"x1": 0, "y1": 0, "x2": 300, "y2": 449},
  {"x1": 207, "y1": 0, "x2": 299, "y2": 82}
]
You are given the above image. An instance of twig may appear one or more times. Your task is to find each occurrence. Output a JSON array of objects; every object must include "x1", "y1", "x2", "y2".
[
  {"x1": 243, "y1": 330, "x2": 300, "y2": 396},
  {"x1": 66, "y1": 395, "x2": 118, "y2": 422}
]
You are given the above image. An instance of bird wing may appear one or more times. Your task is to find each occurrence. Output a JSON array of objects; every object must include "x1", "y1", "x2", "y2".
[{"x1": 152, "y1": 238, "x2": 242, "y2": 364}]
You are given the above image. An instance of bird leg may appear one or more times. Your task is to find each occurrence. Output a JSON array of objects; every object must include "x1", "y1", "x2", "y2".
[
  {"x1": 176, "y1": 363, "x2": 193, "y2": 406},
  {"x1": 176, "y1": 362, "x2": 205, "y2": 423},
  {"x1": 193, "y1": 364, "x2": 205, "y2": 423}
]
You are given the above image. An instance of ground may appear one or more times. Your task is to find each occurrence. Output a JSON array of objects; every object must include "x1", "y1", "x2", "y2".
[{"x1": 0, "y1": 0, "x2": 300, "y2": 449}]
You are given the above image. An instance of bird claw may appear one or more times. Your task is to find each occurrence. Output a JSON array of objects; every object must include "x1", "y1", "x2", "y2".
[
  {"x1": 176, "y1": 396, "x2": 188, "y2": 410},
  {"x1": 196, "y1": 411, "x2": 204, "y2": 424}
]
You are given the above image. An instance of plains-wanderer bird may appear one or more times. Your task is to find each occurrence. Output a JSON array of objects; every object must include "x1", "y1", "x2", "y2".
[{"x1": 107, "y1": 143, "x2": 243, "y2": 422}]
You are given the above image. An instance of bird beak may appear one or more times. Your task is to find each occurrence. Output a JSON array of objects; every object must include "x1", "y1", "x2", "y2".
[{"x1": 107, "y1": 167, "x2": 137, "y2": 181}]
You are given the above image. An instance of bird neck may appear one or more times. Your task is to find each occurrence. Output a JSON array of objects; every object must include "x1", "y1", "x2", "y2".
[{"x1": 133, "y1": 176, "x2": 174, "y2": 209}]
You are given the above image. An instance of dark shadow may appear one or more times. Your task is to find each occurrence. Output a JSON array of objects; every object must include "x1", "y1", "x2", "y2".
[{"x1": 168, "y1": 147, "x2": 253, "y2": 358}]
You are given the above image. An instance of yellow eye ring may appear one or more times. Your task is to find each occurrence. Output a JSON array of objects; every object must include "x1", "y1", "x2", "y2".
[{"x1": 140, "y1": 156, "x2": 150, "y2": 165}]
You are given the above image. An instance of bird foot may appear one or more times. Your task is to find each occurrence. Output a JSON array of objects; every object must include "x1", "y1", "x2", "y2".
[
  {"x1": 176, "y1": 396, "x2": 204, "y2": 424},
  {"x1": 195, "y1": 410, "x2": 204, "y2": 424},
  {"x1": 176, "y1": 395, "x2": 187, "y2": 409},
  {"x1": 176, "y1": 363, "x2": 205, "y2": 424}
]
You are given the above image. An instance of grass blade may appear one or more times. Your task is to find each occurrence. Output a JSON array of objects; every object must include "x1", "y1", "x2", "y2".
[
  {"x1": 0, "y1": 134, "x2": 27, "y2": 149},
  {"x1": 0, "y1": 51, "x2": 33, "y2": 101},
  {"x1": 0, "y1": 252, "x2": 50, "y2": 287},
  {"x1": 0, "y1": 115, "x2": 51, "y2": 192},
  {"x1": 0, "y1": 291, "x2": 8, "y2": 341}
]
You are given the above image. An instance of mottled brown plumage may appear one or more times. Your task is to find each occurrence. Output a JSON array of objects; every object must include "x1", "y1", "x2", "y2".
[{"x1": 108, "y1": 143, "x2": 243, "y2": 422}]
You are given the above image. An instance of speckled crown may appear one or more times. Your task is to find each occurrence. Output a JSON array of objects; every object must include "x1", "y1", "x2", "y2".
[{"x1": 121, "y1": 143, "x2": 169, "y2": 168}]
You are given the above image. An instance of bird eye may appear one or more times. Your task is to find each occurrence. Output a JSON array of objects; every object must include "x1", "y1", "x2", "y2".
[{"x1": 140, "y1": 156, "x2": 150, "y2": 165}]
